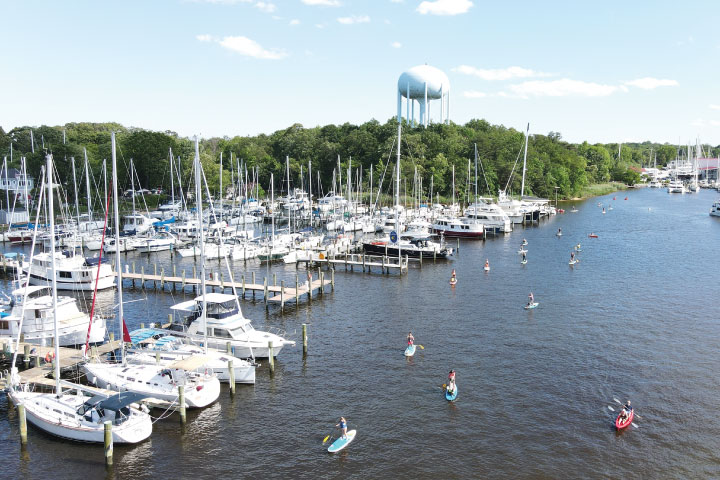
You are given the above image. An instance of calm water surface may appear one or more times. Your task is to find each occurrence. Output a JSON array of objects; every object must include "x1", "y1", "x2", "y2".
[{"x1": 2, "y1": 187, "x2": 720, "y2": 479}]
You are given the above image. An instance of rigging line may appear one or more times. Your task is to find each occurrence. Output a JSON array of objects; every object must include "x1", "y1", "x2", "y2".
[
  {"x1": 372, "y1": 136, "x2": 397, "y2": 212},
  {"x1": 503, "y1": 133, "x2": 526, "y2": 192},
  {"x1": 476, "y1": 146, "x2": 492, "y2": 195}
]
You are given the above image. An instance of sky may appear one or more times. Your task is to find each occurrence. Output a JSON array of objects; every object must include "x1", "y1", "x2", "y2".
[{"x1": 1, "y1": 0, "x2": 719, "y2": 145}]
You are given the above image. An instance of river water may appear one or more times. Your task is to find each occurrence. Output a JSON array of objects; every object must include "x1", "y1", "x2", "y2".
[{"x1": 2, "y1": 187, "x2": 720, "y2": 479}]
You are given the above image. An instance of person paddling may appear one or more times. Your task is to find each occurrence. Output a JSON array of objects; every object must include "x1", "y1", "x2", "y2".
[
  {"x1": 522, "y1": 251, "x2": 527, "y2": 263},
  {"x1": 407, "y1": 332, "x2": 414, "y2": 346},
  {"x1": 528, "y1": 292, "x2": 534, "y2": 306},
  {"x1": 570, "y1": 251, "x2": 575, "y2": 262},
  {"x1": 447, "y1": 370, "x2": 456, "y2": 394},
  {"x1": 335, "y1": 417, "x2": 348, "y2": 439},
  {"x1": 619, "y1": 400, "x2": 632, "y2": 422},
  {"x1": 484, "y1": 259, "x2": 489, "y2": 269}
]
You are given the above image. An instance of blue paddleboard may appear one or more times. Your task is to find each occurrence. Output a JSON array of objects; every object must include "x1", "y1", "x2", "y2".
[
  {"x1": 404, "y1": 344, "x2": 416, "y2": 357},
  {"x1": 328, "y1": 429, "x2": 356, "y2": 453},
  {"x1": 445, "y1": 385, "x2": 458, "y2": 401},
  {"x1": 524, "y1": 302, "x2": 539, "y2": 310}
]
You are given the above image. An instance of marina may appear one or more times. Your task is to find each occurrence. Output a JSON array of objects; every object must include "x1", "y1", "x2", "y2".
[{"x1": 1, "y1": 186, "x2": 720, "y2": 477}]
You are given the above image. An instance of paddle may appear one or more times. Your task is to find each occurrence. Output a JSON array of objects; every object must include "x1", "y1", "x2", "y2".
[
  {"x1": 417, "y1": 345, "x2": 424, "y2": 350},
  {"x1": 322, "y1": 427, "x2": 338, "y2": 445},
  {"x1": 613, "y1": 398, "x2": 642, "y2": 419}
]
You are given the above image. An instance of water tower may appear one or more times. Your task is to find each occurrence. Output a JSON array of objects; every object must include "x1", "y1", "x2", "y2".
[{"x1": 397, "y1": 64, "x2": 450, "y2": 127}]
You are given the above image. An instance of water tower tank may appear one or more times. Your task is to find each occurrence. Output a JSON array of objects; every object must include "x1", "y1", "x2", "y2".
[{"x1": 397, "y1": 65, "x2": 450, "y2": 127}]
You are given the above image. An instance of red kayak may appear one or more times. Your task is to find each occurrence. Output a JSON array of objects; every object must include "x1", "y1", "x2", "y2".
[
  {"x1": 615, "y1": 409, "x2": 634, "y2": 430},
  {"x1": 588, "y1": 234, "x2": 599, "y2": 238}
]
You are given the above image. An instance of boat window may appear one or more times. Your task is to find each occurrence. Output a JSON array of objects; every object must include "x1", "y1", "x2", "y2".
[
  {"x1": 127, "y1": 377, "x2": 135, "y2": 382},
  {"x1": 214, "y1": 328, "x2": 232, "y2": 338},
  {"x1": 0, "y1": 320, "x2": 8, "y2": 329},
  {"x1": 59, "y1": 271, "x2": 72, "y2": 279},
  {"x1": 53, "y1": 409, "x2": 62, "y2": 414}
]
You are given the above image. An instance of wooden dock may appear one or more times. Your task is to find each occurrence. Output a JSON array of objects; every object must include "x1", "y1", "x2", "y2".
[
  {"x1": 0, "y1": 339, "x2": 122, "y2": 388},
  {"x1": 117, "y1": 264, "x2": 333, "y2": 310}
]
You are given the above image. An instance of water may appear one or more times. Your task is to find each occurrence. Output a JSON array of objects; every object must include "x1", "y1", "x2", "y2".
[{"x1": 3, "y1": 187, "x2": 720, "y2": 479}]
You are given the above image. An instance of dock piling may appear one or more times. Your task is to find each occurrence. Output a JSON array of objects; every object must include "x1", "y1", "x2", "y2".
[
  {"x1": 178, "y1": 385, "x2": 186, "y2": 423},
  {"x1": 302, "y1": 323, "x2": 307, "y2": 356},
  {"x1": 252, "y1": 272, "x2": 256, "y2": 299},
  {"x1": 280, "y1": 280, "x2": 285, "y2": 311},
  {"x1": 23, "y1": 344, "x2": 29, "y2": 366},
  {"x1": 268, "y1": 341, "x2": 275, "y2": 374},
  {"x1": 18, "y1": 403, "x2": 27, "y2": 445},
  {"x1": 104, "y1": 421, "x2": 113, "y2": 466},
  {"x1": 228, "y1": 360, "x2": 235, "y2": 394}
]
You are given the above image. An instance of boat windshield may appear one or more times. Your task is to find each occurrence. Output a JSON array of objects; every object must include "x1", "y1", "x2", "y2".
[{"x1": 205, "y1": 300, "x2": 238, "y2": 319}]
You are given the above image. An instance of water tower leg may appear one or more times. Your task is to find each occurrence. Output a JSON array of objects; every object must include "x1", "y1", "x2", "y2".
[
  {"x1": 406, "y1": 83, "x2": 410, "y2": 123},
  {"x1": 397, "y1": 91, "x2": 402, "y2": 123},
  {"x1": 424, "y1": 82, "x2": 428, "y2": 127},
  {"x1": 446, "y1": 91, "x2": 450, "y2": 124}
]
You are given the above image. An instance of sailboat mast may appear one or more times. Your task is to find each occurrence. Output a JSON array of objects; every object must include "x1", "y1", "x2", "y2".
[
  {"x1": 169, "y1": 147, "x2": 175, "y2": 207},
  {"x1": 452, "y1": 164, "x2": 455, "y2": 206},
  {"x1": 194, "y1": 137, "x2": 209, "y2": 355},
  {"x1": 71, "y1": 156, "x2": 80, "y2": 224},
  {"x1": 219, "y1": 152, "x2": 223, "y2": 223},
  {"x1": 130, "y1": 158, "x2": 136, "y2": 216},
  {"x1": 474, "y1": 144, "x2": 479, "y2": 204},
  {"x1": 520, "y1": 123, "x2": 529, "y2": 198},
  {"x1": 111, "y1": 133, "x2": 127, "y2": 366},
  {"x1": 46, "y1": 154, "x2": 61, "y2": 395},
  {"x1": 84, "y1": 148, "x2": 92, "y2": 222}
]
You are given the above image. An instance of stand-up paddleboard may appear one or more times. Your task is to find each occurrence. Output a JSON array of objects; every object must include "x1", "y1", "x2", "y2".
[
  {"x1": 569, "y1": 260, "x2": 577, "y2": 265},
  {"x1": 520, "y1": 259, "x2": 527, "y2": 265},
  {"x1": 484, "y1": 266, "x2": 490, "y2": 272},
  {"x1": 522, "y1": 240, "x2": 528, "y2": 246},
  {"x1": 445, "y1": 385, "x2": 458, "y2": 401},
  {"x1": 524, "y1": 302, "x2": 539, "y2": 310},
  {"x1": 404, "y1": 344, "x2": 416, "y2": 357},
  {"x1": 328, "y1": 430, "x2": 356, "y2": 453},
  {"x1": 556, "y1": 233, "x2": 563, "y2": 237}
]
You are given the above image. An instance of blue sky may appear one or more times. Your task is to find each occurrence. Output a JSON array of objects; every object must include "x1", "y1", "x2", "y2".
[{"x1": 1, "y1": 0, "x2": 719, "y2": 144}]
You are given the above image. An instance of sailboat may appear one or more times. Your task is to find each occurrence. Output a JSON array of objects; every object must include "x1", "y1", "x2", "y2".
[
  {"x1": 7, "y1": 153, "x2": 153, "y2": 444},
  {"x1": 82, "y1": 133, "x2": 220, "y2": 409}
]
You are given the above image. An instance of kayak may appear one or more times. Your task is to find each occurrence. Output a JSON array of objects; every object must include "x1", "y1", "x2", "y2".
[
  {"x1": 445, "y1": 385, "x2": 458, "y2": 402},
  {"x1": 588, "y1": 234, "x2": 598, "y2": 238},
  {"x1": 404, "y1": 344, "x2": 416, "y2": 357},
  {"x1": 328, "y1": 429, "x2": 356, "y2": 453},
  {"x1": 615, "y1": 409, "x2": 634, "y2": 430},
  {"x1": 524, "y1": 302, "x2": 539, "y2": 310}
]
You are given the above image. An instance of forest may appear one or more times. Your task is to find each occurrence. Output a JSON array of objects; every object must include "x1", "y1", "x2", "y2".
[{"x1": 0, "y1": 119, "x2": 707, "y2": 208}]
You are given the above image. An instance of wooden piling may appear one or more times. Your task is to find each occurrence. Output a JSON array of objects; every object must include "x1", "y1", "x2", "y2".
[
  {"x1": 104, "y1": 421, "x2": 113, "y2": 465},
  {"x1": 295, "y1": 276, "x2": 299, "y2": 305},
  {"x1": 331, "y1": 269, "x2": 335, "y2": 290},
  {"x1": 228, "y1": 360, "x2": 235, "y2": 394},
  {"x1": 242, "y1": 275, "x2": 246, "y2": 298},
  {"x1": 456, "y1": 238, "x2": 460, "y2": 253},
  {"x1": 226, "y1": 341, "x2": 232, "y2": 354},
  {"x1": 18, "y1": 403, "x2": 27, "y2": 445},
  {"x1": 280, "y1": 280, "x2": 285, "y2": 311},
  {"x1": 178, "y1": 385, "x2": 186, "y2": 423},
  {"x1": 155, "y1": 352, "x2": 160, "y2": 365},
  {"x1": 23, "y1": 344, "x2": 29, "y2": 365},
  {"x1": 273, "y1": 273, "x2": 276, "y2": 287},
  {"x1": 302, "y1": 323, "x2": 307, "y2": 356},
  {"x1": 140, "y1": 323, "x2": 145, "y2": 329},
  {"x1": 160, "y1": 268, "x2": 165, "y2": 290},
  {"x1": 268, "y1": 341, "x2": 275, "y2": 374},
  {"x1": 109, "y1": 332, "x2": 114, "y2": 341},
  {"x1": 263, "y1": 277, "x2": 268, "y2": 306},
  {"x1": 140, "y1": 266, "x2": 145, "y2": 289},
  {"x1": 252, "y1": 272, "x2": 256, "y2": 299}
]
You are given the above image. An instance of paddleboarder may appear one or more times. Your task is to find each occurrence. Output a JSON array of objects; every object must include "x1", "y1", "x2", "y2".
[
  {"x1": 335, "y1": 417, "x2": 348, "y2": 440},
  {"x1": 407, "y1": 332, "x2": 414, "y2": 346},
  {"x1": 570, "y1": 251, "x2": 575, "y2": 262},
  {"x1": 521, "y1": 251, "x2": 527, "y2": 263},
  {"x1": 528, "y1": 292, "x2": 534, "y2": 306},
  {"x1": 557, "y1": 228, "x2": 562, "y2": 236},
  {"x1": 484, "y1": 259, "x2": 490, "y2": 270}
]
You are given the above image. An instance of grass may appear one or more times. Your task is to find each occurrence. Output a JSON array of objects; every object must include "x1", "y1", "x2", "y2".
[{"x1": 574, "y1": 182, "x2": 629, "y2": 200}]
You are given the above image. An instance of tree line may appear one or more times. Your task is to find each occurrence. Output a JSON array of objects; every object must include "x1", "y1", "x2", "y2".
[{"x1": 0, "y1": 119, "x2": 709, "y2": 209}]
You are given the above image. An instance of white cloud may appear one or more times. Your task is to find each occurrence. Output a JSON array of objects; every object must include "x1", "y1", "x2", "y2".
[
  {"x1": 217, "y1": 35, "x2": 288, "y2": 59},
  {"x1": 196, "y1": 34, "x2": 214, "y2": 42},
  {"x1": 710, "y1": 104, "x2": 720, "y2": 110},
  {"x1": 691, "y1": 118, "x2": 705, "y2": 127},
  {"x1": 315, "y1": 23, "x2": 325, "y2": 28},
  {"x1": 624, "y1": 77, "x2": 678, "y2": 89},
  {"x1": 390, "y1": 0, "x2": 404, "y2": 3},
  {"x1": 453, "y1": 65, "x2": 551, "y2": 81},
  {"x1": 337, "y1": 15, "x2": 370, "y2": 24},
  {"x1": 417, "y1": 0, "x2": 472, "y2": 15},
  {"x1": 290, "y1": 19, "x2": 300, "y2": 25},
  {"x1": 193, "y1": 0, "x2": 252, "y2": 4},
  {"x1": 508, "y1": 79, "x2": 622, "y2": 98},
  {"x1": 391, "y1": 41, "x2": 402, "y2": 48},
  {"x1": 463, "y1": 91, "x2": 487, "y2": 98},
  {"x1": 254, "y1": 1, "x2": 276, "y2": 13},
  {"x1": 302, "y1": 0, "x2": 341, "y2": 6}
]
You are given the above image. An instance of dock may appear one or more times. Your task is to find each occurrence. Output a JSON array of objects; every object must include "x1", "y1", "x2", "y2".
[
  {"x1": 117, "y1": 264, "x2": 333, "y2": 310},
  {"x1": 0, "y1": 339, "x2": 122, "y2": 388}
]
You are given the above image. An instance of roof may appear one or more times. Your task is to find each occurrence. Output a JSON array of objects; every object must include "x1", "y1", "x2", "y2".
[
  {"x1": 168, "y1": 355, "x2": 211, "y2": 371},
  {"x1": 170, "y1": 300, "x2": 197, "y2": 311},
  {"x1": 193, "y1": 292, "x2": 237, "y2": 304},
  {"x1": 83, "y1": 391, "x2": 149, "y2": 412},
  {"x1": 12, "y1": 285, "x2": 50, "y2": 296}
]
